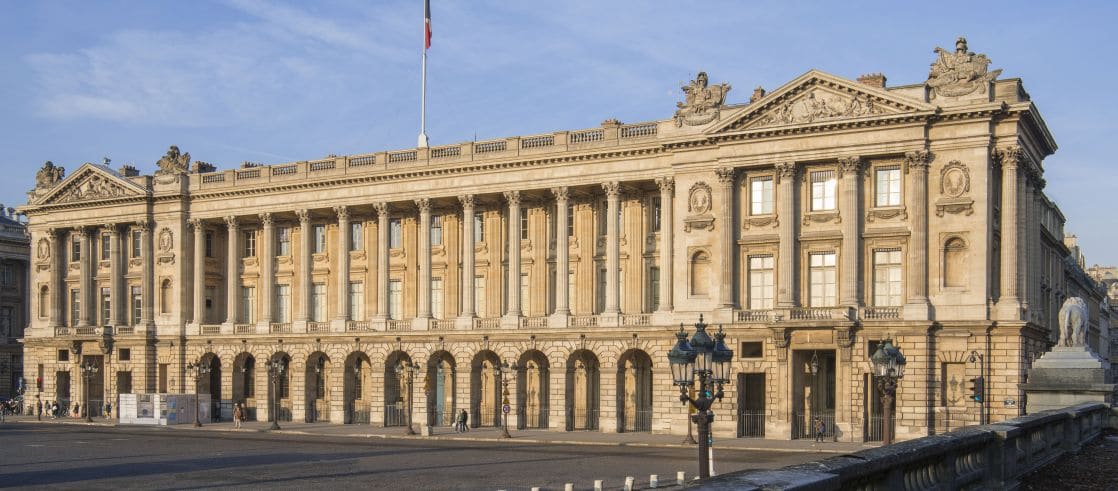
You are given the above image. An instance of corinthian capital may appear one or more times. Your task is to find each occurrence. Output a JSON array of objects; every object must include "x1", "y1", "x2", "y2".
[
  {"x1": 504, "y1": 190, "x2": 521, "y2": 205},
  {"x1": 715, "y1": 167, "x2": 736, "y2": 185},
  {"x1": 601, "y1": 182, "x2": 620, "y2": 198},
  {"x1": 414, "y1": 198, "x2": 431, "y2": 214},
  {"x1": 333, "y1": 205, "x2": 349, "y2": 221},
  {"x1": 373, "y1": 202, "x2": 389, "y2": 219},
  {"x1": 997, "y1": 146, "x2": 1023, "y2": 169},
  {"x1": 295, "y1": 209, "x2": 311, "y2": 224},
  {"x1": 258, "y1": 212, "x2": 273, "y2": 226},
  {"x1": 458, "y1": 195, "x2": 475, "y2": 209},
  {"x1": 551, "y1": 187, "x2": 569, "y2": 202},
  {"x1": 904, "y1": 149, "x2": 932, "y2": 172},
  {"x1": 774, "y1": 162, "x2": 797, "y2": 183},
  {"x1": 837, "y1": 156, "x2": 865, "y2": 177},
  {"x1": 188, "y1": 219, "x2": 204, "y2": 232},
  {"x1": 655, "y1": 176, "x2": 675, "y2": 194},
  {"x1": 224, "y1": 216, "x2": 238, "y2": 231}
]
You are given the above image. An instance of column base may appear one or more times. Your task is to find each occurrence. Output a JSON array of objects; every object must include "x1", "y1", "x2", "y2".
[
  {"x1": 902, "y1": 301, "x2": 931, "y2": 321},
  {"x1": 995, "y1": 297, "x2": 1023, "y2": 320}
]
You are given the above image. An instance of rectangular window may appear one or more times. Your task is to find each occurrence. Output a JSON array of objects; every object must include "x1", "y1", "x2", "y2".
[
  {"x1": 809, "y1": 252, "x2": 837, "y2": 307},
  {"x1": 348, "y1": 282, "x2": 364, "y2": 320},
  {"x1": 205, "y1": 286, "x2": 215, "y2": 323},
  {"x1": 313, "y1": 224, "x2": 327, "y2": 254},
  {"x1": 810, "y1": 170, "x2": 837, "y2": 211},
  {"x1": 873, "y1": 249, "x2": 903, "y2": 307},
  {"x1": 277, "y1": 227, "x2": 291, "y2": 256},
  {"x1": 474, "y1": 214, "x2": 485, "y2": 243},
  {"x1": 567, "y1": 204, "x2": 575, "y2": 237},
  {"x1": 875, "y1": 167, "x2": 902, "y2": 207},
  {"x1": 648, "y1": 266, "x2": 660, "y2": 312},
  {"x1": 57, "y1": 349, "x2": 69, "y2": 362},
  {"x1": 274, "y1": 284, "x2": 291, "y2": 323},
  {"x1": 430, "y1": 215, "x2": 443, "y2": 246},
  {"x1": 159, "y1": 364, "x2": 168, "y2": 393},
  {"x1": 751, "y1": 177, "x2": 774, "y2": 215},
  {"x1": 0, "y1": 265, "x2": 10, "y2": 286},
  {"x1": 243, "y1": 231, "x2": 256, "y2": 258},
  {"x1": 118, "y1": 348, "x2": 131, "y2": 361},
  {"x1": 205, "y1": 232, "x2": 214, "y2": 258},
  {"x1": 389, "y1": 219, "x2": 402, "y2": 249},
  {"x1": 69, "y1": 289, "x2": 80, "y2": 327},
  {"x1": 650, "y1": 197, "x2": 662, "y2": 232},
  {"x1": 131, "y1": 230, "x2": 142, "y2": 258},
  {"x1": 100, "y1": 288, "x2": 111, "y2": 326},
  {"x1": 100, "y1": 234, "x2": 111, "y2": 260},
  {"x1": 71, "y1": 237, "x2": 81, "y2": 262},
  {"x1": 474, "y1": 276, "x2": 486, "y2": 318},
  {"x1": 131, "y1": 286, "x2": 142, "y2": 326},
  {"x1": 240, "y1": 286, "x2": 256, "y2": 324},
  {"x1": 431, "y1": 278, "x2": 443, "y2": 319},
  {"x1": 740, "y1": 342, "x2": 764, "y2": 358},
  {"x1": 520, "y1": 208, "x2": 529, "y2": 240},
  {"x1": 311, "y1": 284, "x2": 327, "y2": 322},
  {"x1": 388, "y1": 280, "x2": 403, "y2": 320},
  {"x1": 748, "y1": 256, "x2": 775, "y2": 310},
  {"x1": 597, "y1": 202, "x2": 608, "y2": 236},
  {"x1": 350, "y1": 222, "x2": 363, "y2": 251}
]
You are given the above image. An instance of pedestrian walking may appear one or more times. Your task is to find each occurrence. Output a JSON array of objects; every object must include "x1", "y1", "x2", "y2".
[
  {"x1": 233, "y1": 403, "x2": 244, "y2": 428},
  {"x1": 52, "y1": 401, "x2": 59, "y2": 419},
  {"x1": 36, "y1": 398, "x2": 42, "y2": 421},
  {"x1": 459, "y1": 409, "x2": 469, "y2": 432},
  {"x1": 104, "y1": 402, "x2": 112, "y2": 419},
  {"x1": 813, "y1": 417, "x2": 826, "y2": 443},
  {"x1": 73, "y1": 402, "x2": 80, "y2": 419}
]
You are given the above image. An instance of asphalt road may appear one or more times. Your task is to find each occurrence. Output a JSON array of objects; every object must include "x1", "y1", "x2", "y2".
[{"x1": 0, "y1": 424, "x2": 826, "y2": 490}]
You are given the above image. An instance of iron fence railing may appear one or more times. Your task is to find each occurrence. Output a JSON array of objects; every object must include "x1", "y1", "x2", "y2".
[
  {"x1": 517, "y1": 405, "x2": 549, "y2": 429},
  {"x1": 738, "y1": 409, "x2": 766, "y2": 437},
  {"x1": 348, "y1": 401, "x2": 371, "y2": 424},
  {"x1": 472, "y1": 406, "x2": 501, "y2": 428},
  {"x1": 792, "y1": 410, "x2": 836, "y2": 440},
  {"x1": 566, "y1": 407, "x2": 599, "y2": 431},
  {"x1": 620, "y1": 409, "x2": 653, "y2": 432},
  {"x1": 384, "y1": 405, "x2": 409, "y2": 427}
]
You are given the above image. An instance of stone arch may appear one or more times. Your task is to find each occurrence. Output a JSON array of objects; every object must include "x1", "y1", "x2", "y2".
[
  {"x1": 690, "y1": 249, "x2": 712, "y2": 296},
  {"x1": 266, "y1": 351, "x2": 292, "y2": 422},
  {"x1": 343, "y1": 351, "x2": 372, "y2": 424},
  {"x1": 232, "y1": 352, "x2": 256, "y2": 421},
  {"x1": 304, "y1": 351, "x2": 331, "y2": 422},
  {"x1": 516, "y1": 350, "x2": 549, "y2": 429},
  {"x1": 566, "y1": 349, "x2": 600, "y2": 431},
  {"x1": 426, "y1": 350, "x2": 457, "y2": 427},
  {"x1": 470, "y1": 350, "x2": 502, "y2": 428},
  {"x1": 943, "y1": 236, "x2": 967, "y2": 288},
  {"x1": 383, "y1": 350, "x2": 413, "y2": 427},
  {"x1": 198, "y1": 352, "x2": 223, "y2": 421},
  {"x1": 616, "y1": 348, "x2": 653, "y2": 432}
]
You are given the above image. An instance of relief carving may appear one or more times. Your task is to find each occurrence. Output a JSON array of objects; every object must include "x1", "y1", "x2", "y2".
[
  {"x1": 154, "y1": 145, "x2": 191, "y2": 184},
  {"x1": 54, "y1": 174, "x2": 130, "y2": 203},
  {"x1": 755, "y1": 91, "x2": 885, "y2": 127},
  {"x1": 935, "y1": 160, "x2": 975, "y2": 217},
  {"x1": 673, "y1": 71, "x2": 731, "y2": 127},
  {"x1": 926, "y1": 37, "x2": 1001, "y2": 99},
  {"x1": 157, "y1": 227, "x2": 175, "y2": 265},
  {"x1": 34, "y1": 161, "x2": 65, "y2": 192},
  {"x1": 683, "y1": 181, "x2": 715, "y2": 232}
]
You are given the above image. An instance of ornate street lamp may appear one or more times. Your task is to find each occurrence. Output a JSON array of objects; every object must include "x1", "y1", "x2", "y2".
[
  {"x1": 870, "y1": 339, "x2": 906, "y2": 445},
  {"x1": 186, "y1": 359, "x2": 213, "y2": 427},
  {"x1": 498, "y1": 360, "x2": 517, "y2": 439},
  {"x1": 80, "y1": 362, "x2": 100, "y2": 423},
  {"x1": 668, "y1": 315, "x2": 734, "y2": 480},
  {"x1": 264, "y1": 358, "x2": 286, "y2": 430},
  {"x1": 395, "y1": 361, "x2": 421, "y2": 435}
]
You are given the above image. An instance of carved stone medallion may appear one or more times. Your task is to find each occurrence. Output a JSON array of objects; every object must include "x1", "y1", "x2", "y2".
[
  {"x1": 936, "y1": 161, "x2": 975, "y2": 216},
  {"x1": 684, "y1": 181, "x2": 714, "y2": 232}
]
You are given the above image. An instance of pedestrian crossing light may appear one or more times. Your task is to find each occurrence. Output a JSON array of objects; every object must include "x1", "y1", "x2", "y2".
[{"x1": 969, "y1": 376, "x2": 984, "y2": 402}]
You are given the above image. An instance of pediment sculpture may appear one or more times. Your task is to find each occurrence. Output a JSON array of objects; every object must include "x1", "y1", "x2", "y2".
[
  {"x1": 54, "y1": 173, "x2": 129, "y2": 203},
  {"x1": 754, "y1": 90, "x2": 885, "y2": 127},
  {"x1": 926, "y1": 37, "x2": 1002, "y2": 99},
  {"x1": 33, "y1": 161, "x2": 65, "y2": 192},
  {"x1": 155, "y1": 145, "x2": 191, "y2": 183},
  {"x1": 674, "y1": 71, "x2": 731, "y2": 127}
]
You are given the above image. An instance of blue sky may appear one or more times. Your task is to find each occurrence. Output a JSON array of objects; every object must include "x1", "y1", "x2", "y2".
[{"x1": 1, "y1": 1, "x2": 1115, "y2": 264}]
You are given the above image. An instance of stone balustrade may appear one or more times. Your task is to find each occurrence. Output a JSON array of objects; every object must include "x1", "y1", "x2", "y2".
[{"x1": 696, "y1": 403, "x2": 1114, "y2": 491}]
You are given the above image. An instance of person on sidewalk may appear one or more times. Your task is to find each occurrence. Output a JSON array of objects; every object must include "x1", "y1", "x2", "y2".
[
  {"x1": 813, "y1": 417, "x2": 826, "y2": 443},
  {"x1": 36, "y1": 398, "x2": 42, "y2": 421},
  {"x1": 104, "y1": 402, "x2": 112, "y2": 419},
  {"x1": 460, "y1": 409, "x2": 469, "y2": 432},
  {"x1": 233, "y1": 403, "x2": 244, "y2": 428},
  {"x1": 73, "y1": 402, "x2": 80, "y2": 419},
  {"x1": 52, "y1": 401, "x2": 59, "y2": 419}
]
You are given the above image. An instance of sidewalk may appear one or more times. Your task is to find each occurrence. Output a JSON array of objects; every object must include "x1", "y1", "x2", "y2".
[{"x1": 5, "y1": 415, "x2": 875, "y2": 454}]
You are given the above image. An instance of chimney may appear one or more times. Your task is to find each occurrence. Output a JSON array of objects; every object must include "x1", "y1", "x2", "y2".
[{"x1": 857, "y1": 73, "x2": 887, "y2": 89}]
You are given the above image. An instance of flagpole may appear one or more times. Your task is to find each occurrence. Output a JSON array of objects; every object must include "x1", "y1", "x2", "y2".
[{"x1": 418, "y1": 0, "x2": 430, "y2": 148}]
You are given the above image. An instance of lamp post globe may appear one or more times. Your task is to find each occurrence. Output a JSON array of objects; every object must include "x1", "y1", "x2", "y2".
[{"x1": 667, "y1": 315, "x2": 734, "y2": 480}]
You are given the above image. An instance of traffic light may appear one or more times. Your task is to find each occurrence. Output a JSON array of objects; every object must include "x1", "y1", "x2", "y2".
[{"x1": 968, "y1": 376, "x2": 984, "y2": 402}]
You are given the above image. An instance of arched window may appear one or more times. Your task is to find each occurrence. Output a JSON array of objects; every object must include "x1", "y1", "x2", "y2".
[
  {"x1": 38, "y1": 286, "x2": 49, "y2": 318},
  {"x1": 160, "y1": 279, "x2": 172, "y2": 314},
  {"x1": 690, "y1": 251, "x2": 711, "y2": 296},
  {"x1": 944, "y1": 238, "x2": 967, "y2": 288}
]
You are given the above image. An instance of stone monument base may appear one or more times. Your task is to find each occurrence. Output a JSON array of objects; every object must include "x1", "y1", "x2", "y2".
[{"x1": 1023, "y1": 346, "x2": 1115, "y2": 414}]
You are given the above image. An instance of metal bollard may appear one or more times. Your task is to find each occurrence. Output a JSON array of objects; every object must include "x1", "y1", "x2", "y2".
[
  {"x1": 594, "y1": 479, "x2": 604, "y2": 491},
  {"x1": 531, "y1": 488, "x2": 540, "y2": 491},
  {"x1": 677, "y1": 471, "x2": 686, "y2": 486},
  {"x1": 565, "y1": 484, "x2": 574, "y2": 491},
  {"x1": 624, "y1": 476, "x2": 635, "y2": 491},
  {"x1": 650, "y1": 474, "x2": 659, "y2": 488}
]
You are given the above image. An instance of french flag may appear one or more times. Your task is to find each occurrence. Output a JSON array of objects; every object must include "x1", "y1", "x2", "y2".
[{"x1": 424, "y1": 0, "x2": 432, "y2": 49}]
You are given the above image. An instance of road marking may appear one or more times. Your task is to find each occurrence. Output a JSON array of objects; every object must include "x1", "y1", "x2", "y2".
[{"x1": 27, "y1": 444, "x2": 45, "y2": 447}]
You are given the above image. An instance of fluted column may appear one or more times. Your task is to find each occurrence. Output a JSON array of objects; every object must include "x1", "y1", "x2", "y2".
[
  {"x1": 295, "y1": 210, "x2": 311, "y2": 322},
  {"x1": 603, "y1": 182, "x2": 621, "y2": 315},
  {"x1": 107, "y1": 225, "x2": 123, "y2": 326},
  {"x1": 416, "y1": 199, "x2": 432, "y2": 319},
  {"x1": 374, "y1": 203, "x2": 390, "y2": 320},
  {"x1": 259, "y1": 213, "x2": 275, "y2": 325},
  {"x1": 190, "y1": 219, "x2": 205, "y2": 324},
  {"x1": 838, "y1": 157, "x2": 863, "y2": 308},
  {"x1": 552, "y1": 188, "x2": 571, "y2": 315},
  {"x1": 45, "y1": 230, "x2": 63, "y2": 327},
  {"x1": 504, "y1": 191, "x2": 522, "y2": 318},
  {"x1": 224, "y1": 216, "x2": 239, "y2": 325},
  {"x1": 655, "y1": 177, "x2": 675, "y2": 312},
  {"x1": 997, "y1": 147, "x2": 1022, "y2": 315},
  {"x1": 334, "y1": 206, "x2": 350, "y2": 322},
  {"x1": 715, "y1": 168, "x2": 737, "y2": 309},
  {"x1": 76, "y1": 227, "x2": 92, "y2": 327},
  {"x1": 775, "y1": 162, "x2": 798, "y2": 308},
  {"x1": 904, "y1": 151, "x2": 931, "y2": 318},
  {"x1": 459, "y1": 195, "x2": 477, "y2": 319},
  {"x1": 140, "y1": 219, "x2": 155, "y2": 327}
]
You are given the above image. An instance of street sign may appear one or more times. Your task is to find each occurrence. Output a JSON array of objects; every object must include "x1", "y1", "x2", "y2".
[{"x1": 502, "y1": 404, "x2": 510, "y2": 414}]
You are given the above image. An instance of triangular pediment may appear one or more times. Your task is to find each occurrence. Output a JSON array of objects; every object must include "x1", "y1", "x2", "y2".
[
  {"x1": 34, "y1": 164, "x2": 147, "y2": 205},
  {"x1": 709, "y1": 70, "x2": 935, "y2": 134}
]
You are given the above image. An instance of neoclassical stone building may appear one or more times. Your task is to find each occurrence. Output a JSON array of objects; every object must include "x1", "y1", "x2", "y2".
[
  {"x1": 0, "y1": 207, "x2": 29, "y2": 398},
  {"x1": 18, "y1": 39, "x2": 1112, "y2": 441}
]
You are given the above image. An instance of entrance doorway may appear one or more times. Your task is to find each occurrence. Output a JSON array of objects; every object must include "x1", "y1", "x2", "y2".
[
  {"x1": 82, "y1": 355, "x2": 105, "y2": 418},
  {"x1": 736, "y1": 373, "x2": 765, "y2": 437},
  {"x1": 791, "y1": 350, "x2": 835, "y2": 440}
]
